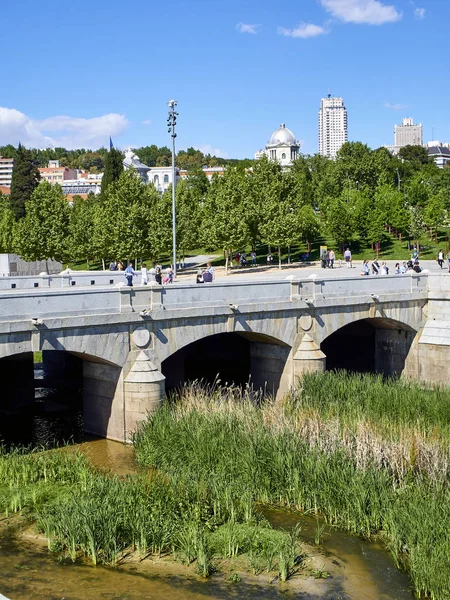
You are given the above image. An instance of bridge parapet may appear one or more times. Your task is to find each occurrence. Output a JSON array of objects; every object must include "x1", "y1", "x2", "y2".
[
  {"x1": 292, "y1": 273, "x2": 428, "y2": 301},
  {"x1": 0, "y1": 273, "x2": 431, "y2": 324},
  {"x1": 0, "y1": 271, "x2": 126, "y2": 291}
]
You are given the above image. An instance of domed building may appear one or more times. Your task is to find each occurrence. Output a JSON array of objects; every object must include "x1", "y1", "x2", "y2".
[{"x1": 254, "y1": 123, "x2": 300, "y2": 167}]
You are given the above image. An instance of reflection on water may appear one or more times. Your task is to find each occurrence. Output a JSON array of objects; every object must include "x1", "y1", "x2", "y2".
[
  {"x1": 0, "y1": 362, "x2": 84, "y2": 449},
  {"x1": 262, "y1": 508, "x2": 413, "y2": 600},
  {"x1": 76, "y1": 436, "x2": 138, "y2": 476}
]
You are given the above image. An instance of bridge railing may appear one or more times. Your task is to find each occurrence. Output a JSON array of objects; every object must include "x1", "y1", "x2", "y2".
[
  {"x1": 0, "y1": 271, "x2": 127, "y2": 290},
  {"x1": 0, "y1": 273, "x2": 430, "y2": 323},
  {"x1": 0, "y1": 288, "x2": 121, "y2": 321},
  {"x1": 293, "y1": 273, "x2": 428, "y2": 301},
  {"x1": 120, "y1": 273, "x2": 429, "y2": 313}
]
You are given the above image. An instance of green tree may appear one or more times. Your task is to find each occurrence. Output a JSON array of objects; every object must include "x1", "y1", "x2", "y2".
[
  {"x1": 399, "y1": 145, "x2": 430, "y2": 165},
  {"x1": 201, "y1": 168, "x2": 250, "y2": 272},
  {"x1": 100, "y1": 148, "x2": 124, "y2": 194},
  {"x1": 258, "y1": 168, "x2": 301, "y2": 268},
  {"x1": 67, "y1": 194, "x2": 96, "y2": 268},
  {"x1": 9, "y1": 143, "x2": 41, "y2": 219},
  {"x1": 424, "y1": 193, "x2": 447, "y2": 241},
  {"x1": 408, "y1": 206, "x2": 424, "y2": 247},
  {"x1": 95, "y1": 170, "x2": 159, "y2": 267},
  {"x1": 0, "y1": 198, "x2": 16, "y2": 253},
  {"x1": 176, "y1": 179, "x2": 200, "y2": 262},
  {"x1": 323, "y1": 194, "x2": 356, "y2": 248},
  {"x1": 16, "y1": 181, "x2": 69, "y2": 265}
]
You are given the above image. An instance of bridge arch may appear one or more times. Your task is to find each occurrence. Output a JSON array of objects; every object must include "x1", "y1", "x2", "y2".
[
  {"x1": 320, "y1": 317, "x2": 417, "y2": 377},
  {"x1": 161, "y1": 330, "x2": 292, "y2": 398},
  {"x1": 0, "y1": 348, "x2": 123, "y2": 446}
]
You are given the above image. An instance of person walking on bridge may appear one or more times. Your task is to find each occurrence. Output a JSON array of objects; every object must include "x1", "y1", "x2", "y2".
[
  {"x1": 328, "y1": 249, "x2": 335, "y2": 268},
  {"x1": 125, "y1": 262, "x2": 137, "y2": 287},
  {"x1": 344, "y1": 248, "x2": 352, "y2": 268}
]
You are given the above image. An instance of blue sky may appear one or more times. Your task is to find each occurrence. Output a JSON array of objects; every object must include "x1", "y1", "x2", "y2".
[{"x1": 0, "y1": 0, "x2": 448, "y2": 158}]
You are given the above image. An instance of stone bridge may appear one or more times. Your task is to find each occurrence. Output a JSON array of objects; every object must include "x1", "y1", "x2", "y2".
[{"x1": 0, "y1": 271, "x2": 448, "y2": 441}]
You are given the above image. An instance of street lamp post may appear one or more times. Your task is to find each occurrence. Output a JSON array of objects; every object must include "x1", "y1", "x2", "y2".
[{"x1": 167, "y1": 100, "x2": 178, "y2": 277}]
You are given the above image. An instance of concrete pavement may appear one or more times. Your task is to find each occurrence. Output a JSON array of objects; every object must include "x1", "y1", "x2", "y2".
[{"x1": 176, "y1": 258, "x2": 449, "y2": 284}]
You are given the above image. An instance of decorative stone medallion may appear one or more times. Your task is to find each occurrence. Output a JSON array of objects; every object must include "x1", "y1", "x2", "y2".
[
  {"x1": 133, "y1": 327, "x2": 151, "y2": 348},
  {"x1": 299, "y1": 314, "x2": 313, "y2": 332}
]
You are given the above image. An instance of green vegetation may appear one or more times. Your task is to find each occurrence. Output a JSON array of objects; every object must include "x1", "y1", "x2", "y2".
[
  {"x1": 133, "y1": 376, "x2": 450, "y2": 599},
  {"x1": 1, "y1": 141, "x2": 450, "y2": 265},
  {"x1": 100, "y1": 147, "x2": 124, "y2": 195},
  {"x1": 3, "y1": 373, "x2": 450, "y2": 597},
  {"x1": 0, "y1": 446, "x2": 304, "y2": 580},
  {"x1": 9, "y1": 143, "x2": 41, "y2": 219}
]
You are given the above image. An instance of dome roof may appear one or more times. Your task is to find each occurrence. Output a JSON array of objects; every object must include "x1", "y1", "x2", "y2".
[{"x1": 268, "y1": 123, "x2": 297, "y2": 146}]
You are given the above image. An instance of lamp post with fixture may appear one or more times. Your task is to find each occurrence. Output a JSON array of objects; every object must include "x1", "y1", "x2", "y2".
[{"x1": 167, "y1": 100, "x2": 178, "y2": 277}]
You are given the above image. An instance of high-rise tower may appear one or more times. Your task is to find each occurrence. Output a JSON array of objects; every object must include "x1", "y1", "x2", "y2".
[
  {"x1": 394, "y1": 118, "x2": 423, "y2": 148},
  {"x1": 318, "y1": 95, "x2": 348, "y2": 158}
]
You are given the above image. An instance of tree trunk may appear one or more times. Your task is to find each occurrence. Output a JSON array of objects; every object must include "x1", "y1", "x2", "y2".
[
  {"x1": 307, "y1": 239, "x2": 311, "y2": 253},
  {"x1": 278, "y1": 246, "x2": 281, "y2": 269},
  {"x1": 225, "y1": 249, "x2": 229, "y2": 275},
  {"x1": 288, "y1": 245, "x2": 291, "y2": 264},
  {"x1": 86, "y1": 259, "x2": 89, "y2": 270},
  {"x1": 102, "y1": 258, "x2": 106, "y2": 271}
]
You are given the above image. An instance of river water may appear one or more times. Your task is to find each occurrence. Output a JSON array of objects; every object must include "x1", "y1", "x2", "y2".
[{"x1": 0, "y1": 365, "x2": 414, "y2": 599}]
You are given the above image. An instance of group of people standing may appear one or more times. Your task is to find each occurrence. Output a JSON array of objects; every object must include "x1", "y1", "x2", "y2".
[
  {"x1": 437, "y1": 249, "x2": 450, "y2": 271},
  {"x1": 118, "y1": 262, "x2": 174, "y2": 287},
  {"x1": 234, "y1": 251, "x2": 257, "y2": 267}
]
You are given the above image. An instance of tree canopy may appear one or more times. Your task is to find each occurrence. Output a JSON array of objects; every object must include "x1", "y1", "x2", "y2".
[{"x1": 9, "y1": 144, "x2": 41, "y2": 219}]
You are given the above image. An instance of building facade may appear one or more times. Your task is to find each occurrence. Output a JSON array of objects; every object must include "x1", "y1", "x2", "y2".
[
  {"x1": 0, "y1": 157, "x2": 15, "y2": 188},
  {"x1": 39, "y1": 161, "x2": 78, "y2": 183},
  {"x1": 123, "y1": 148, "x2": 151, "y2": 183},
  {"x1": 318, "y1": 95, "x2": 348, "y2": 158},
  {"x1": 394, "y1": 118, "x2": 423, "y2": 148},
  {"x1": 254, "y1": 124, "x2": 300, "y2": 167},
  {"x1": 426, "y1": 142, "x2": 450, "y2": 169},
  {"x1": 149, "y1": 166, "x2": 180, "y2": 193}
]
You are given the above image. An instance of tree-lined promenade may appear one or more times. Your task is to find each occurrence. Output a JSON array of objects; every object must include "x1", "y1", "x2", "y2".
[{"x1": 0, "y1": 141, "x2": 449, "y2": 268}]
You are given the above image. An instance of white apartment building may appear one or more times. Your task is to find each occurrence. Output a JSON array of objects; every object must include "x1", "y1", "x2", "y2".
[
  {"x1": 394, "y1": 118, "x2": 422, "y2": 148},
  {"x1": 0, "y1": 157, "x2": 15, "y2": 188},
  {"x1": 318, "y1": 95, "x2": 348, "y2": 158}
]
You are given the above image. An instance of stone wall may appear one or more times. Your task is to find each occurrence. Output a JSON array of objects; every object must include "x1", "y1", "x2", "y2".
[{"x1": 374, "y1": 328, "x2": 415, "y2": 377}]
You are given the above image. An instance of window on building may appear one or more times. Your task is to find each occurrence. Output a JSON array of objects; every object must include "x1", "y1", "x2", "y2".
[
  {"x1": 154, "y1": 175, "x2": 159, "y2": 184},
  {"x1": 164, "y1": 174, "x2": 169, "y2": 183},
  {"x1": 281, "y1": 153, "x2": 286, "y2": 159}
]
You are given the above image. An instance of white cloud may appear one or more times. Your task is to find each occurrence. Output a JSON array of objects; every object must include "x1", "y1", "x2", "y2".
[
  {"x1": 414, "y1": 6, "x2": 425, "y2": 19},
  {"x1": 142, "y1": 119, "x2": 152, "y2": 126},
  {"x1": 0, "y1": 106, "x2": 128, "y2": 149},
  {"x1": 320, "y1": 0, "x2": 402, "y2": 25},
  {"x1": 278, "y1": 22, "x2": 328, "y2": 38},
  {"x1": 236, "y1": 22, "x2": 259, "y2": 34},
  {"x1": 384, "y1": 102, "x2": 408, "y2": 110},
  {"x1": 411, "y1": 2, "x2": 425, "y2": 20},
  {"x1": 194, "y1": 144, "x2": 228, "y2": 158}
]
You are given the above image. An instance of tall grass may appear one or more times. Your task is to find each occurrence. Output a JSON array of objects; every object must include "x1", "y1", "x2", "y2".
[
  {"x1": 133, "y1": 376, "x2": 450, "y2": 599},
  {"x1": 3, "y1": 373, "x2": 450, "y2": 597},
  {"x1": 0, "y1": 443, "x2": 301, "y2": 578}
]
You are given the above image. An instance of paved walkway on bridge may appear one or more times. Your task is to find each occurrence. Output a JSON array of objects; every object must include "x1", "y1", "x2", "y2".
[{"x1": 175, "y1": 258, "x2": 449, "y2": 284}]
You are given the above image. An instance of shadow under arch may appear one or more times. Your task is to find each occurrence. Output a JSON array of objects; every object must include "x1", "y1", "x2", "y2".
[
  {"x1": 162, "y1": 331, "x2": 290, "y2": 397},
  {"x1": 0, "y1": 349, "x2": 122, "y2": 447},
  {"x1": 321, "y1": 317, "x2": 417, "y2": 377}
]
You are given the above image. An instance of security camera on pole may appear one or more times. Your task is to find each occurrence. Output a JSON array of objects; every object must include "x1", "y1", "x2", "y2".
[{"x1": 167, "y1": 100, "x2": 178, "y2": 277}]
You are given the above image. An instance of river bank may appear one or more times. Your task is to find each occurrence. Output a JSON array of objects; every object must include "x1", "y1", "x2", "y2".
[{"x1": 3, "y1": 372, "x2": 448, "y2": 598}]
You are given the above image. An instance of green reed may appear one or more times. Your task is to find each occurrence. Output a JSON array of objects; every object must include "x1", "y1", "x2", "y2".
[{"x1": 132, "y1": 376, "x2": 450, "y2": 599}]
